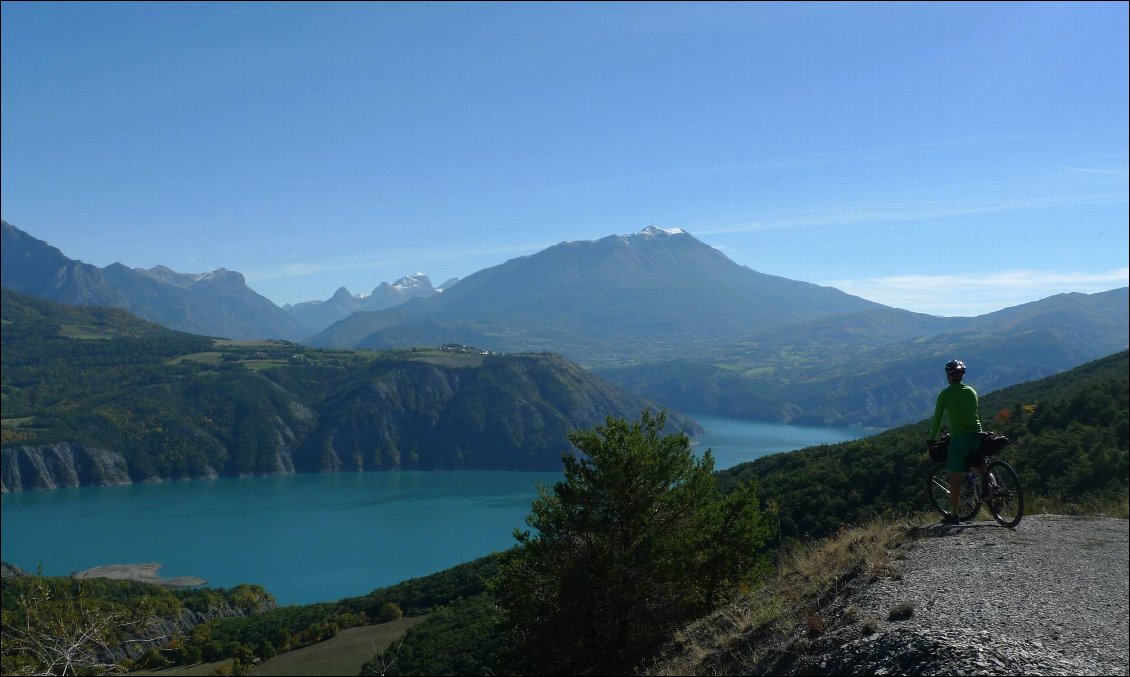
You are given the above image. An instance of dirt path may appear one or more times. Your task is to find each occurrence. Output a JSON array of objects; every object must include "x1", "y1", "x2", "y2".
[{"x1": 799, "y1": 515, "x2": 1130, "y2": 675}]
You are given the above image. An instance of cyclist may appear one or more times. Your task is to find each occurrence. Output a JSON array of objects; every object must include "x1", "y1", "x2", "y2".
[{"x1": 927, "y1": 359, "x2": 988, "y2": 524}]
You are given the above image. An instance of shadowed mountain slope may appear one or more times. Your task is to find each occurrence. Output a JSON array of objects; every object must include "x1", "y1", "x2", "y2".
[
  {"x1": 1, "y1": 220, "x2": 307, "y2": 340},
  {"x1": 309, "y1": 227, "x2": 889, "y2": 357}
]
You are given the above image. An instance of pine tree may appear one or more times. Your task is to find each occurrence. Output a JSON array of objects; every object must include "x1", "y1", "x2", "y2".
[{"x1": 492, "y1": 411, "x2": 775, "y2": 675}]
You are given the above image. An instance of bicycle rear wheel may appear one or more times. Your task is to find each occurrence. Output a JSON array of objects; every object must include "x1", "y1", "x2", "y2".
[
  {"x1": 926, "y1": 462, "x2": 981, "y2": 521},
  {"x1": 986, "y1": 460, "x2": 1024, "y2": 528}
]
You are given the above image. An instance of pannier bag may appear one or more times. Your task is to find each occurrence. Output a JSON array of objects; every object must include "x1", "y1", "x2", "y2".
[
  {"x1": 929, "y1": 432, "x2": 1009, "y2": 465},
  {"x1": 979, "y1": 431, "x2": 1011, "y2": 455}
]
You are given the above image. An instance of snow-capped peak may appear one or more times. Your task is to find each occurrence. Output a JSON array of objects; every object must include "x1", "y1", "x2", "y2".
[
  {"x1": 392, "y1": 273, "x2": 432, "y2": 290},
  {"x1": 639, "y1": 226, "x2": 687, "y2": 237}
]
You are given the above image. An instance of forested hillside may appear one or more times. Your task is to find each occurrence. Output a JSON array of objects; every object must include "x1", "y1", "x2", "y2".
[
  {"x1": 598, "y1": 288, "x2": 1129, "y2": 428},
  {"x1": 358, "y1": 351, "x2": 1130, "y2": 677},
  {"x1": 1, "y1": 290, "x2": 693, "y2": 490},
  {"x1": 3, "y1": 353, "x2": 1125, "y2": 675},
  {"x1": 716, "y1": 350, "x2": 1130, "y2": 540}
]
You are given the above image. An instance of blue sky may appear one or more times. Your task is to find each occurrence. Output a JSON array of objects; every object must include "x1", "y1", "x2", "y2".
[{"x1": 2, "y1": 1, "x2": 1127, "y2": 316}]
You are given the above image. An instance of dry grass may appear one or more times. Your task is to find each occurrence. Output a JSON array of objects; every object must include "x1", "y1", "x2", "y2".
[
  {"x1": 644, "y1": 495, "x2": 1129, "y2": 676},
  {"x1": 248, "y1": 616, "x2": 425, "y2": 676},
  {"x1": 133, "y1": 617, "x2": 424, "y2": 677},
  {"x1": 1026, "y1": 493, "x2": 1130, "y2": 519},
  {"x1": 642, "y1": 511, "x2": 935, "y2": 676}
]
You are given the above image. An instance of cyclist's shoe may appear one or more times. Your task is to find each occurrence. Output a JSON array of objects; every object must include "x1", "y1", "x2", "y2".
[{"x1": 941, "y1": 514, "x2": 962, "y2": 525}]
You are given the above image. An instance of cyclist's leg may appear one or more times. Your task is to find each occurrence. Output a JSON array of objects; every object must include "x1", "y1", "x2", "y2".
[
  {"x1": 947, "y1": 433, "x2": 980, "y2": 516},
  {"x1": 947, "y1": 472, "x2": 963, "y2": 512}
]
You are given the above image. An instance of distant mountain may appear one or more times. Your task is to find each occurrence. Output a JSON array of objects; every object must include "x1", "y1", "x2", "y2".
[
  {"x1": 8, "y1": 219, "x2": 1125, "y2": 431},
  {"x1": 284, "y1": 274, "x2": 440, "y2": 334},
  {"x1": 0, "y1": 289, "x2": 697, "y2": 491},
  {"x1": 1, "y1": 220, "x2": 128, "y2": 307},
  {"x1": 597, "y1": 287, "x2": 1130, "y2": 428},
  {"x1": 304, "y1": 226, "x2": 1128, "y2": 428},
  {"x1": 1, "y1": 220, "x2": 306, "y2": 340},
  {"x1": 308, "y1": 226, "x2": 889, "y2": 355}
]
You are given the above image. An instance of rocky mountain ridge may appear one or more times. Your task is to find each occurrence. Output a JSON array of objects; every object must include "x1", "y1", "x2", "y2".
[
  {"x1": 1, "y1": 220, "x2": 307, "y2": 340},
  {"x1": 282, "y1": 273, "x2": 447, "y2": 333}
]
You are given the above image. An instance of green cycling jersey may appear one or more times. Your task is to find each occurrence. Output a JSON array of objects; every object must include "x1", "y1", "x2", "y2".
[{"x1": 929, "y1": 382, "x2": 983, "y2": 438}]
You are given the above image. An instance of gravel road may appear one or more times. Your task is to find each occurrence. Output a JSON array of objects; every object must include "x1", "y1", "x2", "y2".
[{"x1": 798, "y1": 514, "x2": 1129, "y2": 676}]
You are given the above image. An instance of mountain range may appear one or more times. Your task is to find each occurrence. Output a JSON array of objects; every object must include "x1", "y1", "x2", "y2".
[
  {"x1": 1, "y1": 221, "x2": 311, "y2": 340},
  {"x1": 0, "y1": 220, "x2": 452, "y2": 340},
  {"x1": 302, "y1": 225, "x2": 1128, "y2": 427},
  {"x1": 308, "y1": 226, "x2": 889, "y2": 357},
  {"x1": 598, "y1": 286, "x2": 1129, "y2": 427},
  {"x1": 2, "y1": 219, "x2": 1126, "y2": 429},
  {"x1": 281, "y1": 274, "x2": 458, "y2": 332}
]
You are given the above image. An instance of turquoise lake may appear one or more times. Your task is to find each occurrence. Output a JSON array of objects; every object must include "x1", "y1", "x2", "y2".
[{"x1": 0, "y1": 417, "x2": 866, "y2": 606}]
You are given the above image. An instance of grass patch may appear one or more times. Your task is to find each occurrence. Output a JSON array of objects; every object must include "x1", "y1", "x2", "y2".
[
  {"x1": 131, "y1": 659, "x2": 233, "y2": 676},
  {"x1": 213, "y1": 339, "x2": 292, "y2": 349},
  {"x1": 167, "y1": 352, "x2": 225, "y2": 366},
  {"x1": 249, "y1": 616, "x2": 426, "y2": 676},
  {"x1": 411, "y1": 354, "x2": 485, "y2": 368},
  {"x1": 133, "y1": 617, "x2": 425, "y2": 677},
  {"x1": 241, "y1": 360, "x2": 288, "y2": 371},
  {"x1": 59, "y1": 324, "x2": 117, "y2": 339},
  {"x1": 1026, "y1": 492, "x2": 1129, "y2": 519},
  {"x1": 1, "y1": 417, "x2": 35, "y2": 428}
]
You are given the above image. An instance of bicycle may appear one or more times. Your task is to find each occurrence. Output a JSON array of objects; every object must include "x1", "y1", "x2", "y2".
[{"x1": 925, "y1": 432, "x2": 1024, "y2": 528}]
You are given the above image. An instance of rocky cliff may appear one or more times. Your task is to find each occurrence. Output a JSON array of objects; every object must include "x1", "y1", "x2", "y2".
[
  {"x1": 3, "y1": 289, "x2": 695, "y2": 490},
  {"x1": 111, "y1": 587, "x2": 277, "y2": 663},
  {"x1": 1, "y1": 443, "x2": 132, "y2": 493}
]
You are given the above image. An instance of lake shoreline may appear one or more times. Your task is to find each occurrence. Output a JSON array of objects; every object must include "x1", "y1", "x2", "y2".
[
  {"x1": 1, "y1": 417, "x2": 865, "y2": 605},
  {"x1": 72, "y1": 562, "x2": 207, "y2": 589}
]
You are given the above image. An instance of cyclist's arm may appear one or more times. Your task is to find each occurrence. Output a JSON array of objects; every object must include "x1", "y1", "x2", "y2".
[{"x1": 928, "y1": 390, "x2": 947, "y2": 439}]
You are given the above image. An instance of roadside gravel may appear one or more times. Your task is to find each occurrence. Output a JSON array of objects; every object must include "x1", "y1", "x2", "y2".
[{"x1": 797, "y1": 514, "x2": 1129, "y2": 676}]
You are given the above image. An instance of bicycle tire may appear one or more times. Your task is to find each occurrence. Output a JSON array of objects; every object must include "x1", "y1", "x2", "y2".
[
  {"x1": 985, "y1": 460, "x2": 1024, "y2": 528},
  {"x1": 926, "y1": 462, "x2": 981, "y2": 521}
]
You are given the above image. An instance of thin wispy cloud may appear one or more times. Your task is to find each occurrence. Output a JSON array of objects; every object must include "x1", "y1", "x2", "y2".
[
  {"x1": 243, "y1": 240, "x2": 552, "y2": 282},
  {"x1": 1061, "y1": 166, "x2": 1128, "y2": 176},
  {"x1": 696, "y1": 193, "x2": 1130, "y2": 236},
  {"x1": 581, "y1": 130, "x2": 1128, "y2": 189},
  {"x1": 826, "y1": 268, "x2": 1130, "y2": 317}
]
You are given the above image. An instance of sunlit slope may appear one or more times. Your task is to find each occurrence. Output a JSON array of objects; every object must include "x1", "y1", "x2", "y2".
[{"x1": 1, "y1": 289, "x2": 693, "y2": 490}]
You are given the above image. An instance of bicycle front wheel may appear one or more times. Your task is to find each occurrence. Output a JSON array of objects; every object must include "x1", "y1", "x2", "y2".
[
  {"x1": 927, "y1": 462, "x2": 981, "y2": 521},
  {"x1": 986, "y1": 460, "x2": 1024, "y2": 528}
]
